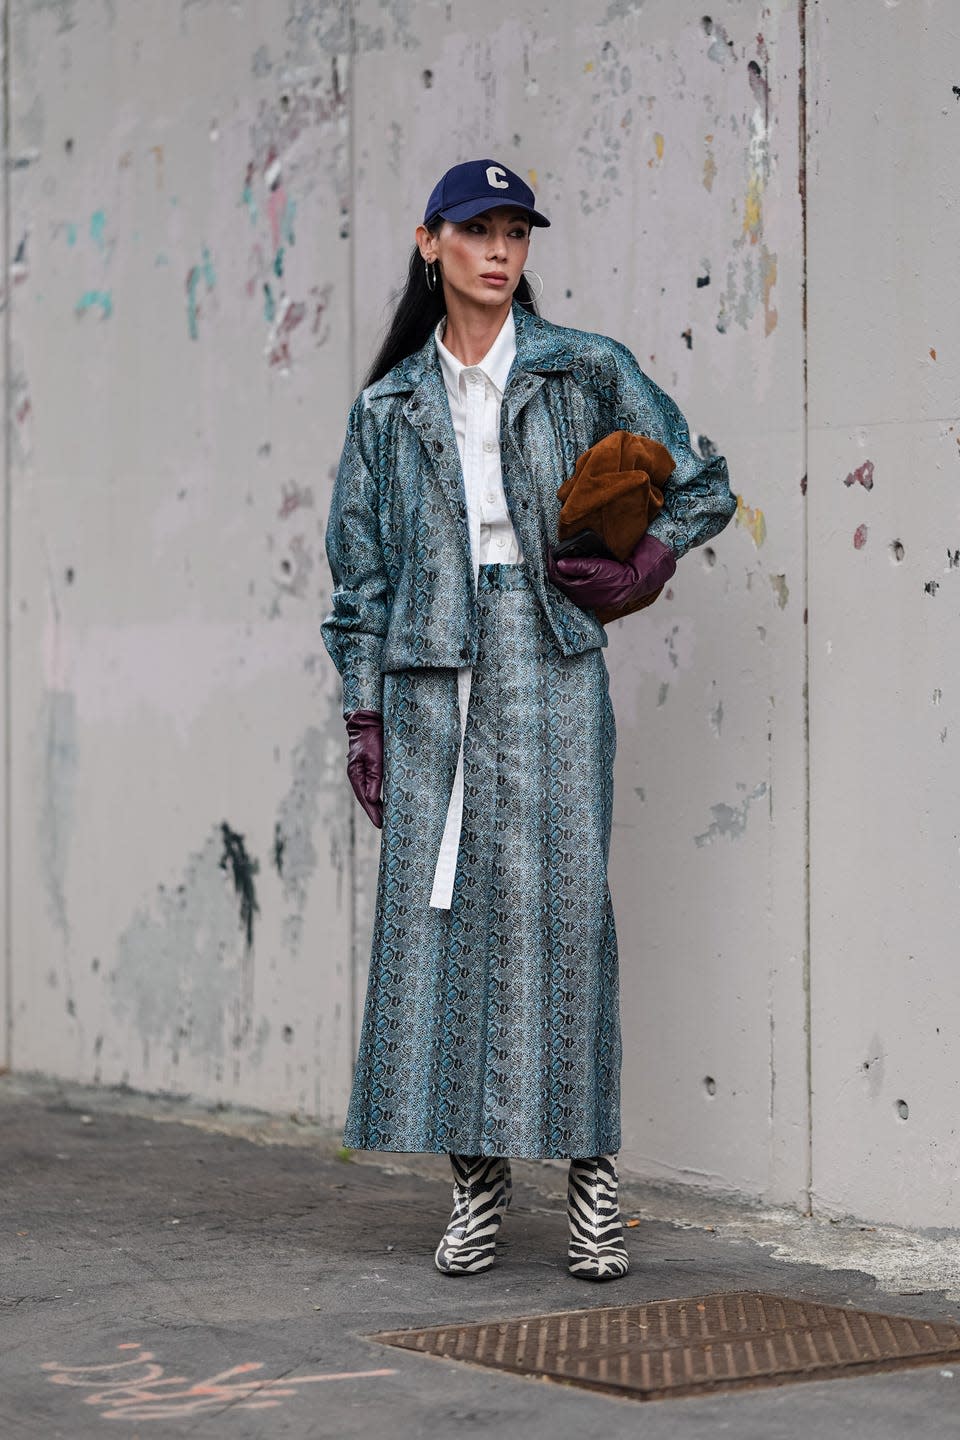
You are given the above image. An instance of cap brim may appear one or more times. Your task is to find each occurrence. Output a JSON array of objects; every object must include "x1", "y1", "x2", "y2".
[{"x1": 432, "y1": 197, "x2": 550, "y2": 228}]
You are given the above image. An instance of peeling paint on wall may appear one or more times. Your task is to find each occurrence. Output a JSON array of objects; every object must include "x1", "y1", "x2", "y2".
[
  {"x1": 185, "y1": 246, "x2": 216, "y2": 340},
  {"x1": 89, "y1": 208, "x2": 106, "y2": 250},
  {"x1": 695, "y1": 782, "x2": 768, "y2": 847},
  {"x1": 219, "y1": 823, "x2": 260, "y2": 950},
  {"x1": 735, "y1": 494, "x2": 767, "y2": 547},
  {"x1": 10, "y1": 360, "x2": 33, "y2": 462},
  {"x1": 702, "y1": 134, "x2": 717, "y2": 190},
  {"x1": 37, "y1": 690, "x2": 78, "y2": 940},
  {"x1": 769, "y1": 573, "x2": 789, "y2": 609},
  {"x1": 75, "y1": 289, "x2": 112, "y2": 319},
  {"x1": 702, "y1": 16, "x2": 736, "y2": 66},
  {"x1": 27, "y1": 0, "x2": 82, "y2": 37},
  {"x1": 273, "y1": 719, "x2": 345, "y2": 951},
  {"x1": 844, "y1": 460, "x2": 875, "y2": 490},
  {"x1": 712, "y1": 27, "x2": 779, "y2": 335},
  {"x1": 112, "y1": 829, "x2": 268, "y2": 1075}
]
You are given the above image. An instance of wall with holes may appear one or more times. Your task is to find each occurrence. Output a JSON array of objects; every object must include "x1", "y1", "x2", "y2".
[{"x1": 1, "y1": 0, "x2": 956, "y2": 1230}]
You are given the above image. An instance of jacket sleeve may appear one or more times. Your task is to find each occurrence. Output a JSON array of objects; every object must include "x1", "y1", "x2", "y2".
[
  {"x1": 321, "y1": 398, "x2": 390, "y2": 717},
  {"x1": 605, "y1": 340, "x2": 737, "y2": 558}
]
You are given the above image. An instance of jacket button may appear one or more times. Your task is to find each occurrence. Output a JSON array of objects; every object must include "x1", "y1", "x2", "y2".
[
  {"x1": 460, "y1": 645, "x2": 470, "y2": 661},
  {"x1": 433, "y1": 440, "x2": 444, "y2": 454}
]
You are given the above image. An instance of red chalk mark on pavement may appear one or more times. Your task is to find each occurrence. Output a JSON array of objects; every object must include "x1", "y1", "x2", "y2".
[{"x1": 853, "y1": 524, "x2": 868, "y2": 550}]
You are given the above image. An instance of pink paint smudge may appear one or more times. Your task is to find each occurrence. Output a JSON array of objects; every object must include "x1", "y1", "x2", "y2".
[
  {"x1": 853, "y1": 524, "x2": 868, "y2": 550},
  {"x1": 278, "y1": 482, "x2": 314, "y2": 519},
  {"x1": 246, "y1": 243, "x2": 266, "y2": 298},
  {"x1": 844, "y1": 460, "x2": 875, "y2": 490},
  {"x1": 267, "y1": 184, "x2": 287, "y2": 252},
  {"x1": 310, "y1": 284, "x2": 330, "y2": 336},
  {"x1": 266, "y1": 299, "x2": 306, "y2": 371}
]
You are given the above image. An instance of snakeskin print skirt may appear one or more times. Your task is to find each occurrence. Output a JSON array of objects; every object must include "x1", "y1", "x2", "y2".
[{"x1": 343, "y1": 564, "x2": 622, "y2": 1159}]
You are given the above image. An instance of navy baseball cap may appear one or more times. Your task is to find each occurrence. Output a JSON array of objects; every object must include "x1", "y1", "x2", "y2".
[{"x1": 423, "y1": 159, "x2": 551, "y2": 228}]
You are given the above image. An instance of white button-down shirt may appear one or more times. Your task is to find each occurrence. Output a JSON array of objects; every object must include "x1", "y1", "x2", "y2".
[
  {"x1": 435, "y1": 309, "x2": 523, "y2": 565},
  {"x1": 429, "y1": 309, "x2": 522, "y2": 909}
]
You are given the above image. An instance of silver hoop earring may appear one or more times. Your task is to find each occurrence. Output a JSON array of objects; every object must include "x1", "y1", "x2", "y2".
[
  {"x1": 522, "y1": 268, "x2": 544, "y2": 301},
  {"x1": 424, "y1": 260, "x2": 438, "y2": 293}
]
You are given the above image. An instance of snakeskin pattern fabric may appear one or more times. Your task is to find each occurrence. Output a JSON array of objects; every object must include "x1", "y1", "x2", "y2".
[
  {"x1": 322, "y1": 301, "x2": 736, "y2": 718},
  {"x1": 343, "y1": 565, "x2": 621, "y2": 1159}
]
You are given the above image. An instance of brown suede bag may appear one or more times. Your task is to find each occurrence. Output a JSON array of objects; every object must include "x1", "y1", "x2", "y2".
[{"x1": 556, "y1": 430, "x2": 675, "y2": 621}]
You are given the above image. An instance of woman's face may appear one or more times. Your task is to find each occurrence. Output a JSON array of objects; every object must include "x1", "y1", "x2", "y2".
[{"x1": 419, "y1": 207, "x2": 531, "y2": 310}]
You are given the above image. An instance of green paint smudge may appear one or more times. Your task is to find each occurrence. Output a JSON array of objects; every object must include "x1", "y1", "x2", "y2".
[
  {"x1": 186, "y1": 246, "x2": 216, "y2": 340},
  {"x1": 75, "y1": 289, "x2": 113, "y2": 319}
]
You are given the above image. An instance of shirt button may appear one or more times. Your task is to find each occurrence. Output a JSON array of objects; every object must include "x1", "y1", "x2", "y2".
[
  {"x1": 483, "y1": 441, "x2": 496, "y2": 452},
  {"x1": 486, "y1": 492, "x2": 497, "y2": 504},
  {"x1": 496, "y1": 536, "x2": 507, "y2": 549}
]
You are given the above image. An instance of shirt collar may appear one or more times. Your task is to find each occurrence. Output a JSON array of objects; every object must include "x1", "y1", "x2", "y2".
[{"x1": 435, "y1": 307, "x2": 517, "y2": 401}]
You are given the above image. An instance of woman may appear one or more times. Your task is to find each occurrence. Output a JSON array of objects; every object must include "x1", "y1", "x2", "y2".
[{"x1": 322, "y1": 159, "x2": 735, "y2": 1281}]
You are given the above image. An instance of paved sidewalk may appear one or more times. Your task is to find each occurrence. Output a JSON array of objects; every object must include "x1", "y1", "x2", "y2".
[{"x1": 1, "y1": 1074, "x2": 958, "y2": 1439}]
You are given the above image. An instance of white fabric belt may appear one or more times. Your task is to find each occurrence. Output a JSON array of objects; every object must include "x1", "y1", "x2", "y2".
[{"x1": 428, "y1": 663, "x2": 473, "y2": 909}]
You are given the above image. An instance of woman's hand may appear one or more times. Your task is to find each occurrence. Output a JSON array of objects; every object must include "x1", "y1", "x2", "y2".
[
  {"x1": 548, "y1": 533, "x2": 677, "y2": 611},
  {"x1": 345, "y1": 710, "x2": 384, "y2": 828}
]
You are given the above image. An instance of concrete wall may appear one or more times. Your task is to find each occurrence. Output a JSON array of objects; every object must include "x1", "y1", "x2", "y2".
[
  {"x1": 2, "y1": 0, "x2": 957, "y2": 1230},
  {"x1": 805, "y1": 0, "x2": 960, "y2": 1228},
  {"x1": 1, "y1": 5, "x2": 9, "y2": 1077}
]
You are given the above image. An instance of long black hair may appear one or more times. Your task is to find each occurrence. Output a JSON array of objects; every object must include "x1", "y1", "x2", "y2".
[{"x1": 363, "y1": 221, "x2": 541, "y2": 387}]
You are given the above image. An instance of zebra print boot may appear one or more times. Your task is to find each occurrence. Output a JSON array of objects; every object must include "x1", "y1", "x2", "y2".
[
  {"x1": 567, "y1": 1155, "x2": 630, "y2": 1281},
  {"x1": 434, "y1": 1155, "x2": 512, "y2": 1275}
]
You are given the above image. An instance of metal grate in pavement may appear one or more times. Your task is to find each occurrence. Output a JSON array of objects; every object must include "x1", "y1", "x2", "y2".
[{"x1": 371, "y1": 1291, "x2": 960, "y2": 1402}]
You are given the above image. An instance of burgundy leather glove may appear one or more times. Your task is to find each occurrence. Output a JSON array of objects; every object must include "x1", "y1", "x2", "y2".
[
  {"x1": 345, "y1": 709, "x2": 383, "y2": 828},
  {"x1": 549, "y1": 532, "x2": 677, "y2": 611}
]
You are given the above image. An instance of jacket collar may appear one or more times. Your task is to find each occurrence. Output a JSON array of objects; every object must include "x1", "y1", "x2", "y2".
[
  {"x1": 365, "y1": 303, "x2": 577, "y2": 567},
  {"x1": 435, "y1": 306, "x2": 516, "y2": 403},
  {"x1": 364, "y1": 301, "x2": 577, "y2": 401}
]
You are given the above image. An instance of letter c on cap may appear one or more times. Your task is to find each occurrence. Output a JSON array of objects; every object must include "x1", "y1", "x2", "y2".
[{"x1": 485, "y1": 165, "x2": 509, "y2": 189}]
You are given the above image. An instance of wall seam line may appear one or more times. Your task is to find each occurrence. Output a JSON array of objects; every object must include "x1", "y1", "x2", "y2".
[
  {"x1": 2, "y1": 0, "x2": 12, "y2": 1074},
  {"x1": 798, "y1": 0, "x2": 813, "y2": 1217}
]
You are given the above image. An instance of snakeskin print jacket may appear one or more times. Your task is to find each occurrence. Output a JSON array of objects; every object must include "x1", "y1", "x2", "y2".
[{"x1": 322, "y1": 301, "x2": 736, "y2": 716}]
